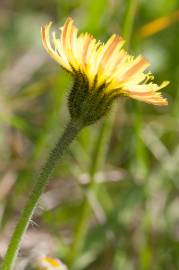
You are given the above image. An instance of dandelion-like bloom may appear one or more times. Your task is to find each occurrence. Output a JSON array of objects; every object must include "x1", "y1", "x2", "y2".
[
  {"x1": 37, "y1": 256, "x2": 68, "y2": 270},
  {"x1": 41, "y1": 17, "x2": 169, "y2": 125}
]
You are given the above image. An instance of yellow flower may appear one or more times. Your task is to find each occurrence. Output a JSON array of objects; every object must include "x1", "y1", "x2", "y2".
[
  {"x1": 37, "y1": 256, "x2": 67, "y2": 270},
  {"x1": 41, "y1": 17, "x2": 169, "y2": 107}
]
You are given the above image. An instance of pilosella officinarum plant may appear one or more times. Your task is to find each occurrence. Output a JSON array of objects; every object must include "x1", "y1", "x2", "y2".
[{"x1": 2, "y1": 17, "x2": 169, "y2": 270}]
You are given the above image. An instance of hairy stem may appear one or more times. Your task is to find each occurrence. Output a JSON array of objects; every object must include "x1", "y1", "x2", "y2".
[{"x1": 2, "y1": 120, "x2": 82, "y2": 270}]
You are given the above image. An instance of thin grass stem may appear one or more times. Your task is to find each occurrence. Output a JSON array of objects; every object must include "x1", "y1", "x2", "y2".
[
  {"x1": 68, "y1": 107, "x2": 116, "y2": 268},
  {"x1": 69, "y1": 0, "x2": 139, "y2": 267}
]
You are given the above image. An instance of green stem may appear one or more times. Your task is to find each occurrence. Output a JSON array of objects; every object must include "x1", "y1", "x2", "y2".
[
  {"x1": 133, "y1": 103, "x2": 148, "y2": 179},
  {"x1": 122, "y1": 0, "x2": 138, "y2": 48},
  {"x1": 2, "y1": 120, "x2": 82, "y2": 270}
]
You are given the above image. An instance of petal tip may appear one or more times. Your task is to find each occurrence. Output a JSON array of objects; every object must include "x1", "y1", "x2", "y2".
[{"x1": 162, "y1": 80, "x2": 170, "y2": 87}]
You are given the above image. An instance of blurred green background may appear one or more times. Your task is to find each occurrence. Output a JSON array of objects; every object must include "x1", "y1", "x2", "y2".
[{"x1": 0, "y1": 0, "x2": 179, "y2": 269}]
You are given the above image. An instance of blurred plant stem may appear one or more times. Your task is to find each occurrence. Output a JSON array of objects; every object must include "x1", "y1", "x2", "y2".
[
  {"x1": 124, "y1": 0, "x2": 150, "y2": 268},
  {"x1": 2, "y1": 120, "x2": 82, "y2": 270},
  {"x1": 122, "y1": 0, "x2": 138, "y2": 49},
  {"x1": 68, "y1": 0, "x2": 139, "y2": 268},
  {"x1": 122, "y1": 0, "x2": 148, "y2": 179},
  {"x1": 68, "y1": 107, "x2": 116, "y2": 268},
  {"x1": 133, "y1": 103, "x2": 148, "y2": 179}
]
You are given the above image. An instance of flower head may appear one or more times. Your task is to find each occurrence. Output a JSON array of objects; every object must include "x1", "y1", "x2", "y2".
[
  {"x1": 41, "y1": 17, "x2": 169, "y2": 125},
  {"x1": 37, "y1": 256, "x2": 68, "y2": 270}
]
